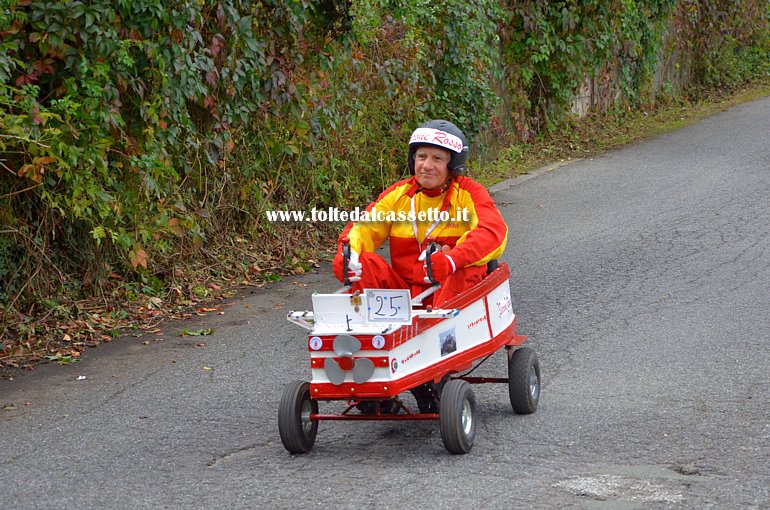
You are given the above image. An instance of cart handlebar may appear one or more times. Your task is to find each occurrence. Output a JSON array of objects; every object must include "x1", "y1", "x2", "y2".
[
  {"x1": 341, "y1": 236, "x2": 351, "y2": 286},
  {"x1": 424, "y1": 237, "x2": 440, "y2": 287}
]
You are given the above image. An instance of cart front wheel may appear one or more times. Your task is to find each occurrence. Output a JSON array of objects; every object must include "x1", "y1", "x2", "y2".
[
  {"x1": 439, "y1": 379, "x2": 476, "y2": 454},
  {"x1": 508, "y1": 347, "x2": 540, "y2": 414},
  {"x1": 278, "y1": 380, "x2": 318, "y2": 454}
]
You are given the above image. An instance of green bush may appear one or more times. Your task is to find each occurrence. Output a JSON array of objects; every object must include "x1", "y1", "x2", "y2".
[{"x1": 1, "y1": 0, "x2": 768, "y2": 318}]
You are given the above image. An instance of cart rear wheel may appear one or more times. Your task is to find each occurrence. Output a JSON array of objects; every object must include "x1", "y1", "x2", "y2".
[
  {"x1": 508, "y1": 347, "x2": 540, "y2": 414},
  {"x1": 278, "y1": 380, "x2": 318, "y2": 454},
  {"x1": 439, "y1": 379, "x2": 476, "y2": 454}
]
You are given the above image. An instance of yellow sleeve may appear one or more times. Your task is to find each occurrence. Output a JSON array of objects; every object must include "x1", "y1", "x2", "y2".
[{"x1": 338, "y1": 180, "x2": 410, "y2": 253}]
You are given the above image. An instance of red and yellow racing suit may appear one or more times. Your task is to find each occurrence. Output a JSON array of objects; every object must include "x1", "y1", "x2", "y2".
[{"x1": 333, "y1": 175, "x2": 508, "y2": 305}]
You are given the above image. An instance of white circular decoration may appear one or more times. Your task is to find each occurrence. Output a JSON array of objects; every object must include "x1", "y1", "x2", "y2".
[
  {"x1": 372, "y1": 335, "x2": 386, "y2": 349},
  {"x1": 309, "y1": 336, "x2": 323, "y2": 351}
]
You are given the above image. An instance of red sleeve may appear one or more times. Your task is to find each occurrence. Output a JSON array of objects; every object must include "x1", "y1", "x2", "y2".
[{"x1": 445, "y1": 177, "x2": 508, "y2": 268}]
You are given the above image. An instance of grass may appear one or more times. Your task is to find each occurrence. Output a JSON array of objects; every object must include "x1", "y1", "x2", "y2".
[{"x1": 471, "y1": 78, "x2": 770, "y2": 187}]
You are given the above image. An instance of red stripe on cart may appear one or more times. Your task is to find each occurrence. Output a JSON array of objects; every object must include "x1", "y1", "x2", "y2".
[
  {"x1": 310, "y1": 356, "x2": 390, "y2": 369},
  {"x1": 482, "y1": 292, "x2": 494, "y2": 338},
  {"x1": 310, "y1": 319, "x2": 524, "y2": 399}
]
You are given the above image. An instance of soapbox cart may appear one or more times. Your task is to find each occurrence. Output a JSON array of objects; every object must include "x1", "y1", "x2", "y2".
[{"x1": 279, "y1": 244, "x2": 540, "y2": 454}]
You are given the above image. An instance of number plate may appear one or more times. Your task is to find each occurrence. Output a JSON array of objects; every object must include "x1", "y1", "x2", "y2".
[{"x1": 366, "y1": 289, "x2": 412, "y2": 323}]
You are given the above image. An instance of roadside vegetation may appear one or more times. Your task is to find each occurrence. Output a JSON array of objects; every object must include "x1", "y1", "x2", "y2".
[{"x1": 1, "y1": 0, "x2": 768, "y2": 372}]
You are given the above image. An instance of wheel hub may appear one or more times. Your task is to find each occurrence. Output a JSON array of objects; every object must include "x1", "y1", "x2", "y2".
[
  {"x1": 300, "y1": 400, "x2": 314, "y2": 434},
  {"x1": 461, "y1": 399, "x2": 473, "y2": 435},
  {"x1": 528, "y1": 365, "x2": 540, "y2": 401}
]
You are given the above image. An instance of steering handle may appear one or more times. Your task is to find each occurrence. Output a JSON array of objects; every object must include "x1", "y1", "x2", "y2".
[
  {"x1": 341, "y1": 236, "x2": 352, "y2": 286},
  {"x1": 425, "y1": 237, "x2": 439, "y2": 286}
]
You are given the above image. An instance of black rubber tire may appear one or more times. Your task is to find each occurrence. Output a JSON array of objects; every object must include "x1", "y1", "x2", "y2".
[
  {"x1": 278, "y1": 380, "x2": 318, "y2": 454},
  {"x1": 439, "y1": 379, "x2": 476, "y2": 454},
  {"x1": 508, "y1": 347, "x2": 540, "y2": 414}
]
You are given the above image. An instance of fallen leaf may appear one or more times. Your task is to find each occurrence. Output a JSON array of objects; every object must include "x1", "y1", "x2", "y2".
[{"x1": 180, "y1": 328, "x2": 214, "y2": 337}]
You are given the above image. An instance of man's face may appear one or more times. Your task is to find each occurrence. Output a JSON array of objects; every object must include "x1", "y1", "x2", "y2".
[{"x1": 414, "y1": 146, "x2": 451, "y2": 189}]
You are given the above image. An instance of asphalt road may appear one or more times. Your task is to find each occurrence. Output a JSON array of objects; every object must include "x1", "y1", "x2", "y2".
[{"x1": 2, "y1": 97, "x2": 769, "y2": 509}]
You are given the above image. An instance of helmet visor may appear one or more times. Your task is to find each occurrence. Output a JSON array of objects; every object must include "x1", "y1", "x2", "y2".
[{"x1": 409, "y1": 128, "x2": 465, "y2": 154}]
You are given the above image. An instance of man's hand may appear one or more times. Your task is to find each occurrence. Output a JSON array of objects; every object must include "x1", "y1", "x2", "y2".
[
  {"x1": 347, "y1": 250, "x2": 362, "y2": 282},
  {"x1": 419, "y1": 249, "x2": 455, "y2": 284}
]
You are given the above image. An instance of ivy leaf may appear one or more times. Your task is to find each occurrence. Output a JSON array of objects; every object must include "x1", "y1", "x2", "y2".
[
  {"x1": 33, "y1": 156, "x2": 55, "y2": 165},
  {"x1": 206, "y1": 70, "x2": 218, "y2": 87},
  {"x1": 129, "y1": 243, "x2": 148, "y2": 269},
  {"x1": 15, "y1": 73, "x2": 36, "y2": 86},
  {"x1": 18, "y1": 164, "x2": 43, "y2": 183},
  {"x1": 191, "y1": 233, "x2": 204, "y2": 249},
  {"x1": 293, "y1": 120, "x2": 310, "y2": 137},
  {"x1": 167, "y1": 217, "x2": 184, "y2": 236},
  {"x1": 209, "y1": 36, "x2": 225, "y2": 56}
]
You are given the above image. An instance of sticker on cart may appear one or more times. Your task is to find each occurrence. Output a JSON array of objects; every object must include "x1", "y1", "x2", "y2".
[
  {"x1": 439, "y1": 327, "x2": 457, "y2": 357},
  {"x1": 372, "y1": 335, "x2": 386, "y2": 349},
  {"x1": 308, "y1": 336, "x2": 323, "y2": 351},
  {"x1": 496, "y1": 293, "x2": 513, "y2": 318},
  {"x1": 366, "y1": 289, "x2": 412, "y2": 323},
  {"x1": 391, "y1": 358, "x2": 398, "y2": 373}
]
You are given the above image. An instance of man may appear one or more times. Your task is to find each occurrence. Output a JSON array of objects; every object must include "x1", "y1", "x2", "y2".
[
  {"x1": 333, "y1": 119, "x2": 508, "y2": 414},
  {"x1": 333, "y1": 119, "x2": 508, "y2": 306}
]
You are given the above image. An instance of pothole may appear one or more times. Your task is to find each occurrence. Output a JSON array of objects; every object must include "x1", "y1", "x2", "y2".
[
  {"x1": 553, "y1": 463, "x2": 709, "y2": 505},
  {"x1": 554, "y1": 474, "x2": 685, "y2": 503},
  {"x1": 671, "y1": 464, "x2": 701, "y2": 476},
  {"x1": 207, "y1": 443, "x2": 272, "y2": 467}
]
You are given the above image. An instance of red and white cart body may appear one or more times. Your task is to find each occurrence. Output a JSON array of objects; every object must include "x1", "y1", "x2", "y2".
[
  {"x1": 289, "y1": 263, "x2": 526, "y2": 399},
  {"x1": 281, "y1": 262, "x2": 539, "y2": 454}
]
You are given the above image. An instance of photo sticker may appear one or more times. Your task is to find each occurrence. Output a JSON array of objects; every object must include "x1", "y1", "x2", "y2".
[{"x1": 439, "y1": 327, "x2": 457, "y2": 357}]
